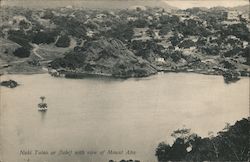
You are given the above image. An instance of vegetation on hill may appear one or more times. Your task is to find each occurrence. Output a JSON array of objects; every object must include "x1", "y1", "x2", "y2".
[
  {"x1": 32, "y1": 30, "x2": 58, "y2": 44},
  {"x1": 0, "y1": 6, "x2": 249, "y2": 81},
  {"x1": 7, "y1": 30, "x2": 32, "y2": 50},
  {"x1": 50, "y1": 38, "x2": 157, "y2": 78},
  {"x1": 55, "y1": 35, "x2": 71, "y2": 47},
  {"x1": 13, "y1": 47, "x2": 30, "y2": 58}
]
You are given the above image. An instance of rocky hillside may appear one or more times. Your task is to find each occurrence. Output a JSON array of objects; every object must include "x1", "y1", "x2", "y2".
[{"x1": 50, "y1": 38, "x2": 158, "y2": 78}]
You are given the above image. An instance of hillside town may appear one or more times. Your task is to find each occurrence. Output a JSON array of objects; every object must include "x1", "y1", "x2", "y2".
[
  {"x1": 0, "y1": 5, "x2": 249, "y2": 82},
  {"x1": 0, "y1": 3, "x2": 249, "y2": 162}
]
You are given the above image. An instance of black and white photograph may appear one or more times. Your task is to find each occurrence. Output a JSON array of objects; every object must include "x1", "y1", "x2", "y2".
[{"x1": 0, "y1": 0, "x2": 249, "y2": 162}]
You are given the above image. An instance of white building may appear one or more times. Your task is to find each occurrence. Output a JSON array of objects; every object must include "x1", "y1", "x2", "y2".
[
  {"x1": 86, "y1": 30, "x2": 95, "y2": 37},
  {"x1": 228, "y1": 35, "x2": 238, "y2": 40},
  {"x1": 147, "y1": 16, "x2": 153, "y2": 21},
  {"x1": 155, "y1": 57, "x2": 165, "y2": 63},
  {"x1": 133, "y1": 28, "x2": 148, "y2": 37},
  {"x1": 240, "y1": 13, "x2": 249, "y2": 20},
  {"x1": 127, "y1": 16, "x2": 138, "y2": 21},
  {"x1": 242, "y1": 41, "x2": 248, "y2": 48},
  {"x1": 227, "y1": 10, "x2": 239, "y2": 20},
  {"x1": 175, "y1": 46, "x2": 180, "y2": 51},
  {"x1": 96, "y1": 14, "x2": 106, "y2": 19}
]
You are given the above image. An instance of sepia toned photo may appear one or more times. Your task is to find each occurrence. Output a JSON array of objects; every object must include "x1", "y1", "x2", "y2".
[{"x1": 0, "y1": 0, "x2": 249, "y2": 162}]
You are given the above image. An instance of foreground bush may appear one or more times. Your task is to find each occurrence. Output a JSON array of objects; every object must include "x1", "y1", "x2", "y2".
[{"x1": 156, "y1": 118, "x2": 249, "y2": 162}]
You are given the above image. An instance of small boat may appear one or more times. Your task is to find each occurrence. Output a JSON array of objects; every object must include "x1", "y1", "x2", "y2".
[{"x1": 38, "y1": 96, "x2": 48, "y2": 111}]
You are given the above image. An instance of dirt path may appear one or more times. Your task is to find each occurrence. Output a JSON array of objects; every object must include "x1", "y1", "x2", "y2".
[{"x1": 32, "y1": 44, "x2": 44, "y2": 60}]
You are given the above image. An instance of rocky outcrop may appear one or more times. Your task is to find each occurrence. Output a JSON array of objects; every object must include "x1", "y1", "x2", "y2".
[
  {"x1": 0, "y1": 80, "x2": 19, "y2": 88},
  {"x1": 50, "y1": 38, "x2": 158, "y2": 78}
]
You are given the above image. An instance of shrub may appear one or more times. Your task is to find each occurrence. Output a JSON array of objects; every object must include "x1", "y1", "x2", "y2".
[
  {"x1": 178, "y1": 40, "x2": 195, "y2": 49},
  {"x1": 55, "y1": 35, "x2": 71, "y2": 47},
  {"x1": 155, "y1": 118, "x2": 249, "y2": 162},
  {"x1": 8, "y1": 30, "x2": 32, "y2": 49},
  {"x1": 170, "y1": 51, "x2": 183, "y2": 62},
  {"x1": 32, "y1": 31, "x2": 57, "y2": 44},
  {"x1": 13, "y1": 47, "x2": 30, "y2": 58}
]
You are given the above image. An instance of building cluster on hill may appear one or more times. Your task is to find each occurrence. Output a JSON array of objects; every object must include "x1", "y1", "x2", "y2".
[{"x1": 0, "y1": 5, "x2": 249, "y2": 82}]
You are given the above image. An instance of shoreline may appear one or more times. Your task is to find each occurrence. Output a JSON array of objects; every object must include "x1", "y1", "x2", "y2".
[
  {"x1": 1, "y1": 68, "x2": 249, "y2": 80},
  {"x1": 1, "y1": 70, "x2": 248, "y2": 89},
  {"x1": 47, "y1": 66, "x2": 250, "y2": 83}
]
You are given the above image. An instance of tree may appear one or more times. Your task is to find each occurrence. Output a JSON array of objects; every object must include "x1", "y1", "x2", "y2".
[
  {"x1": 32, "y1": 31, "x2": 57, "y2": 44},
  {"x1": 169, "y1": 33, "x2": 183, "y2": 46},
  {"x1": 133, "y1": 19, "x2": 148, "y2": 28},
  {"x1": 8, "y1": 30, "x2": 32, "y2": 49},
  {"x1": 160, "y1": 15, "x2": 179, "y2": 25},
  {"x1": 55, "y1": 35, "x2": 71, "y2": 47},
  {"x1": 40, "y1": 96, "x2": 46, "y2": 102},
  {"x1": 107, "y1": 22, "x2": 134, "y2": 42},
  {"x1": 227, "y1": 23, "x2": 250, "y2": 41},
  {"x1": 215, "y1": 119, "x2": 249, "y2": 161},
  {"x1": 159, "y1": 25, "x2": 172, "y2": 36},
  {"x1": 221, "y1": 60, "x2": 236, "y2": 70},
  {"x1": 240, "y1": 46, "x2": 250, "y2": 65},
  {"x1": 170, "y1": 50, "x2": 183, "y2": 62},
  {"x1": 178, "y1": 40, "x2": 195, "y2": 49},
  {"x1": 19, "y1": 20, "x2": 30, "y2": 30},
  {"x1": 50, "y1": 52, "x2": 86, "y2": 70},
  {"x1": 41, "y1": 10, "x2": 54, "y2": 19},
  {"x1": 13, "y1": 47, "x2": 30, "y2": 58},
  {"x1": 200, "y1": 45, "x2": 220, "y2": 55},
  {"x1": 155, "y1": 118, "x2": 250, "y2": 162},
  {"x1": 155, "y1": 142, "x2": 172, "y2": 162},
  {"x1": 223, "y1": 47, "x2": 242, "y2": 57}
]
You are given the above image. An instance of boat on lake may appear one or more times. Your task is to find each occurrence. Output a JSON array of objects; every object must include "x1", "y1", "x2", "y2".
[{"x1": 38, "y1": 96, "x2": 48, "y2": 111}]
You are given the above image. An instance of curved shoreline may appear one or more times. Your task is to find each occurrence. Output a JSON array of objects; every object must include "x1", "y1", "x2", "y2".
[{"x1": 1, "y1": 68, "x2": 249, "y2": 82}]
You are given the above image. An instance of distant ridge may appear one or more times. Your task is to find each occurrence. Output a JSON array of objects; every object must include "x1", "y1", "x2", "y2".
[
  {"x1": 209, "y1": 5, "x2": 249, "y2": 13},
  {"x1": 184, "y1": 4, "x2": 249, "y2": 13},
  {"x1": 1, "y1": 0, "x2": 177, "y2": 10},
  {"x1": 231, "y1": 5, "x2": 249, "y2": 13}
]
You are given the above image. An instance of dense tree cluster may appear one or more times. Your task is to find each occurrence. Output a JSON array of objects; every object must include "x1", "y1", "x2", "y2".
[
  {"x1": 155, "y1": 118, "x2": 250, "y2": 162},
  {"x1": 106, "y1": 22, "x2": 134, "y2": 42},
  {"x1": 223, "y1": 23, "x2": 250, "y2": 41},
  {"x1": 169, "y1": 33, "x2": 183, "y2": 46},
  {"x1": 130, "y1": 40, "x2": 164, "y2": 59},
  {"x1": 178, "y1": 39, "x2": 195, "y2": 48},
  {"x1": 41, "y1": 10, "x2": 54, "y2": 19},
  {"x1": 8, "y1": 30, "x2": 32, "y2": 49},
  {"x1": 52, "y1": 16, "x2": 87, "y2": 38},
  {"x1": 50, "y1": 52, "x2": 86, "y2": 69},
  {"x1": 13, "y1": 46, "x2": 31, "y2": 58},
  {"x1": 32, "y1": 30, "x2": 58, "y2": 44},
  {"x1": 19, "y1": 20, "x2": 30, "y2": 30},
  {"x1": 55, "y1": 35, "x2": 71, "y2": 47}
]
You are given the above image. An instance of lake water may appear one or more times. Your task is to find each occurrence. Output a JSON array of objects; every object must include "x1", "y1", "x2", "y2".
[{"x1": 0, "y1": 73, "x2": 249, "y2": 162}]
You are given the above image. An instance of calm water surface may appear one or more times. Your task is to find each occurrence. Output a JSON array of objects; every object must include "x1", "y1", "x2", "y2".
[{"x1": 1, "y1": 73, "x2": 249, "y2": 162}]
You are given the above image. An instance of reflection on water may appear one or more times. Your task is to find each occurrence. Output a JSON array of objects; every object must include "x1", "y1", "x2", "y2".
[
  {"x1": 39, "y1": 111, "x2": 47, "y2": 122},
  {"x1": 1, "y1": 73, "x2": 249, "y2": 162}
]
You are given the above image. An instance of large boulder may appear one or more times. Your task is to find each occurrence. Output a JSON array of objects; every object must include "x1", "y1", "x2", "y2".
[{"x1": 0, "y1": 80, "x2": 19, "y2": 88}]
